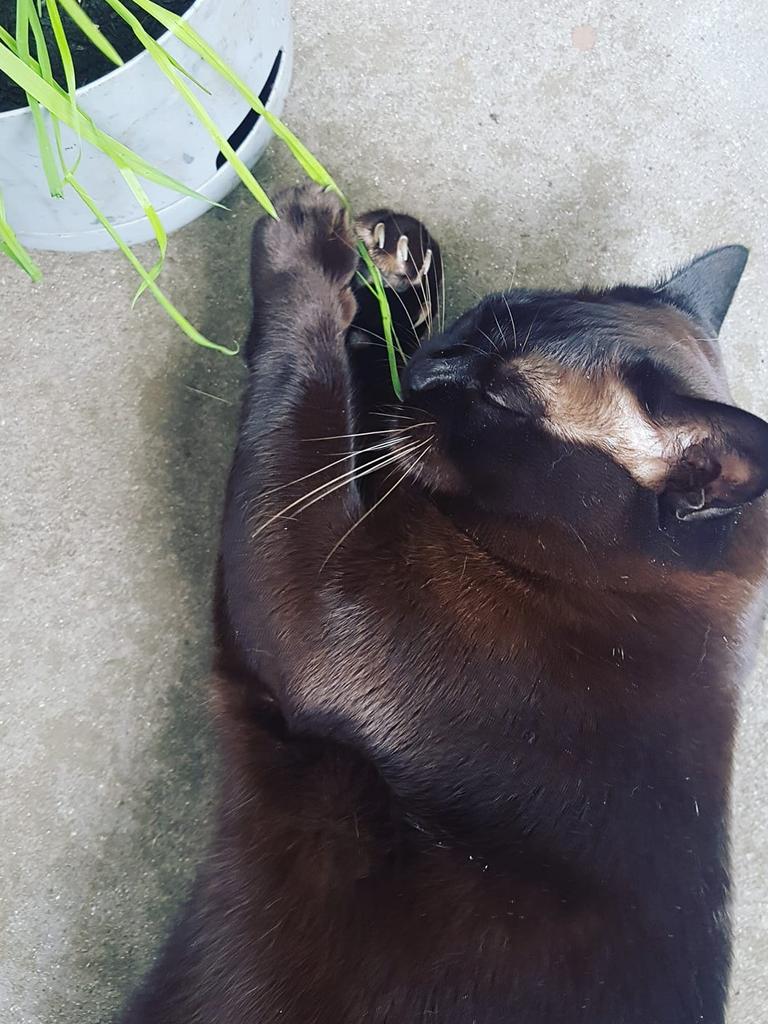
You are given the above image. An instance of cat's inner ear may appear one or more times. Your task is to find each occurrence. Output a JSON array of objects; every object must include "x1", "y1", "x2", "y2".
[
  {"x1": 656, "y1": 245, "x2": 748, "y2": 335},
  {"x1": 661, "y1": 398, "x2": 768, "y2": 521}
]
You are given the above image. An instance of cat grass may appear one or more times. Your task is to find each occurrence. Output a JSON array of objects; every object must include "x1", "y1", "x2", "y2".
[{"x1": 0, "y1": 0, "x2": 402, "y2": 390}]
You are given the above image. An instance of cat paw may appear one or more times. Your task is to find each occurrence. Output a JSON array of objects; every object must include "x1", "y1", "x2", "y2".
[
  {"x1": 354, "y1": 210, "x2": 442, "y2": 343},
  {"x1": 252, "y1": 184, "x2": 359, "y2": 287}
]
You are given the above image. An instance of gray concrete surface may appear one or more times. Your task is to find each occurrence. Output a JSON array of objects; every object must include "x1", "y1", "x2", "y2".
[{"x1": 2, "y1": 2, "x2": 767, "y2": 1021}]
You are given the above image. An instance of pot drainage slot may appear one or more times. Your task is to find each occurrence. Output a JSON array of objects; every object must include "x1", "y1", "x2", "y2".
[{"x1": 215, "y1": 49, "x2": 283, "y2": 170}]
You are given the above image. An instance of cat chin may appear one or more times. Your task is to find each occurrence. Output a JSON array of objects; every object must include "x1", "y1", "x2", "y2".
[{"x1": 406, "y1": 439, "x2": 467, "y2": 497}]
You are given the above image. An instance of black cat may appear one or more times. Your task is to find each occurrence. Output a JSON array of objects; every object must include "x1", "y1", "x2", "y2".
[{"x1": 121, "y1": 186, "x2": 767, "y2": 1023}]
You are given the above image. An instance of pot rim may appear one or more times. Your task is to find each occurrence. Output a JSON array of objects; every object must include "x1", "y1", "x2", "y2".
[{"x1": 0, "y1": 0, "x2": 205, "y2": 122}]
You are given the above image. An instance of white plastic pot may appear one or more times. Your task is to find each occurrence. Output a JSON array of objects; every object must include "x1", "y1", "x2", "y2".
[{"x1": 0, "y1": 0, "x2": 292, "y2": 251}]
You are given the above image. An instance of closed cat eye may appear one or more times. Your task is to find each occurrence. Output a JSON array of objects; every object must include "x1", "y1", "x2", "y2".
[
  {"x1": 621, "y1": 359, "x2": 668, "y2": 416},
  {"x1": 483, "y1": 388, "x2": 531, "y2": 419}
]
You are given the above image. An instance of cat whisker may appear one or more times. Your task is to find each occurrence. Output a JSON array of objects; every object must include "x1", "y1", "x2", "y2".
[
  {"x1": 352, "y1": 340, "x2": 394, "y2": 352},
  {"x1": 406, "y1": 260, "x2": 434, "y2": 336},
  {"x1": 418, "y1": 222, "x2": 431, "y2": 328},
  {"x1": 489, "y1": 309, "x2": 505, "y2": 355},
  {"x1": 387, "y1": 281, "x2": 425, "y2": 347},
  {"x1": 479, "y1": 331, "x2": 501, "y2": 360},
  {"x1": 405, "y1": 235, "x2": 435, "y2": 333},
  {"x1": 351, "y1": 324, "x2": 388, "y2": 344},
  {"x1": 380, "y1": 401, "x2": 433, "y2": 419},
  {"x1": 304, "y1": 424, "x2": 428, "y2": 441},
  {"x1": 320, "y1": 443, "x2": 432, "y2": 568},
  {"x1": 423, "y1": 255, "x2": 438, "y2": 338},
  {"x1": 252, "y1": 440, "x2": 428, "y2": 537},
  {"x1": 501, "y1": 293, "x2": 518, "y2": 350},
  {"x1": 461, "y1": 336, "x2": 504, "y2": 365},
  {"x1": 423, "y1": 263, "x2": 434, "y2": 338},
  {"x1": 440, "y1": 255, "x2": 448, "y2": 335},
  {"x1": 460, "y1": 342, "x2": 491, "y2": 358},
  {"x1": 369, "y1": 411, "x2": 419, "y2": 422},
  {"x1": 184, "y1": 384, "x2": 233, "y2": 405},
  {"x1": 258, "y1": 432, "x2": 425, "y2": 501},
  {"x1": 281, "y1": 438, "x2": 430, "y2": 529}
]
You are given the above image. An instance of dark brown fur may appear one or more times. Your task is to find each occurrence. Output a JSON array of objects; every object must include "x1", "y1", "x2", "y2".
[{"x1": 121, "y1": 187, "x2": 768, "y2": 1023}]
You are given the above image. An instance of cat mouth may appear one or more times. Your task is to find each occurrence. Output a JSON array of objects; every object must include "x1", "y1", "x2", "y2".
[{"x1": 393, "y1": 354, "x2": 479, "y2": 496}]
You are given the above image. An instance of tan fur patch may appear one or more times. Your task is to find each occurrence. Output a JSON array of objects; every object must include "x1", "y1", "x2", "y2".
[{"x1": 513, "y1": 355, "x2": 701, "y2": 490}]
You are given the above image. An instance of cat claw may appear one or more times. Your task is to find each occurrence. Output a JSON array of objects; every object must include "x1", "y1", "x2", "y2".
[
  {"x1": 421, "y1": 248, "x2": 433, "y2": 277},
  {"x1": 373, "y1": 222, "x2": 386, "y2": 249},
  {"x1": 410, "y1": 249, "x2": 433, "y2": 286}
]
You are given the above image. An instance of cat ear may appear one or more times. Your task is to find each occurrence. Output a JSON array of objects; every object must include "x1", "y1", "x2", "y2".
[
  {"x1": 661, "y1": 397, "x2": 768, "y2": 521},
  {"x1": 656, "y1": 245, "x2": 748, "y2": 334}
]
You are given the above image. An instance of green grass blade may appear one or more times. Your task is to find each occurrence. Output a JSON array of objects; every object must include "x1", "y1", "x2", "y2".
[
  {"x1": 94, "y1": 124, "x2": 218, "y2": 201},
  {"x1": 3, "y1": 0, "x2": 399, "y2": 386},
  {"x1": 0, "y1": 23, "x2": 16, "y2": 49},
  {"x1": 126, "y1": 0, "x2": 345, "y2": 197},
  {"x1": 26, "y1": 0, "x2": 81, "y2": 177},
  {"x1": 43, "y1": 0, "x2": 79, "y2": 126},
  {"x1": 56, "y1": 0, "x2": 208, "y2": 92},
  {"x1": 0, "y1": 40, "x2": 219, "y2": 203},
  {"x1": 0, "y1": 191, "x2": 43, "y2": 280},
  {"x1": 0, "y1": 238, "x2": 39, "y2": 276},
  {"x1": 65, "y1": 175, "x2": 237, "y2": 355},
  {"x1": 357, "y1": 241, "x2": 403, "y2": 399},
  {"x1": 69, "y1": 0, "x2": 212, "y2": 92},
  {"x1": 119, "y1": 166, "x2": 167, "y2": 304},
  {"x1": 27, "y1": 99, "x2": 62, "y2": 195},
  {"x1": 2, "y1": 14, "x2": 210, "y2": 202},
  {"x1": 14, "y1": 1, "x2": 30, "y2": 52},
  {"x1": 149, "y1": 46, "x2": 211, "y2": 94},
  {"x1": 122, "y1": 0, "x2": 410, "y2": 393},
  {"x1": 146, "y1": 45, "x2": 277, "y2": 217},
  {"x1": 56, "y1": 0, "x2": 124, "y2": 66},
  {"x1": 104, "y1": 0, "x2": 276, "y2": 216},
  {"x1": 15, "y1": 0, "x2": 63, "y2": 195}
]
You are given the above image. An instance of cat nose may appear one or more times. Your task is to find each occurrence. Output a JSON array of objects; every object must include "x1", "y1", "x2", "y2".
[{"x1": 402, "y1": 351, "x2": 479, "y2": 396}]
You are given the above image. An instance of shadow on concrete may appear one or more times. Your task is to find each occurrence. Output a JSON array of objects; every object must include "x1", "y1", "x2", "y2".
[{"x1": 63, "y1": 178, "x2": 257, "y2": 1021}]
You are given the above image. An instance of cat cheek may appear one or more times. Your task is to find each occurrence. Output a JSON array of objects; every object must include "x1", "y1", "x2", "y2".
[{"x1": 415, "y1": 445, "x2": 467, "y2": 496}]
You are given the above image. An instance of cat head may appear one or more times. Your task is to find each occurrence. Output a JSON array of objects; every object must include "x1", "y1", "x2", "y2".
[{"x1": 401, "y1": 246, "x2": 768, "y2": 563}]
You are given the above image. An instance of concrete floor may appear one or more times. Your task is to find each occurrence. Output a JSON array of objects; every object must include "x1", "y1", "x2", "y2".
[{"x1": 2, "y1": 2, "x2": 767, "y2": 1021}]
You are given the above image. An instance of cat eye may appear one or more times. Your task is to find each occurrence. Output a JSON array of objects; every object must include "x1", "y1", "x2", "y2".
[
  {"x1": 483, "y1": 385, "x2": 532, "y2": 421},
  {"x1": 623, "y1": 359, "x2": 667, "y2": 416},
  {"x1": 481, "y1": 364, "x2": 538, "y2": 421}
]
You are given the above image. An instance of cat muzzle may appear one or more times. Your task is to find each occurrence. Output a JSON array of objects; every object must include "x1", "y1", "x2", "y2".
[{"x1": 402, "y1": 353, "x2": 480, "y2": 396}]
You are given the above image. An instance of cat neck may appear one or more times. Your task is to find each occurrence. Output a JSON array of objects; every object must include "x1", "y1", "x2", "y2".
[{"x1": 433, "y1": 491, "x2": 766, "y2": 600}]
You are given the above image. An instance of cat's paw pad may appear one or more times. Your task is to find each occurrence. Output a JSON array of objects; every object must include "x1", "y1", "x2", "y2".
[
  {"x1": 253, "y1": 184, "x2": 359, "y2": 286},
  {"x1": 355, "y1": 210, "x2": 442, "y2": 337}
]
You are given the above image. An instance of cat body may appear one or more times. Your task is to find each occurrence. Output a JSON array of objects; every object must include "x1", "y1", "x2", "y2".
[{"x1": 121, "y1": 188, "x2": 768, "y2": 1023}]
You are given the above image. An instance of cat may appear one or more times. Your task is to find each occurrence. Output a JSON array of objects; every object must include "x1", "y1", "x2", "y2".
[{"x1": 120, "y1": 185, "x2": 768, "y2": 1023}]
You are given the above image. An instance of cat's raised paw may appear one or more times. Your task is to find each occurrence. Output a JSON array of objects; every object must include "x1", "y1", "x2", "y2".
[{"x1": 252, "y1": 184, "x2": 359, "y2": 287}]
